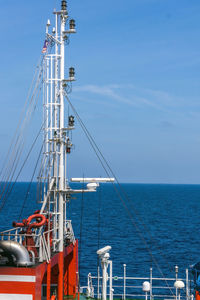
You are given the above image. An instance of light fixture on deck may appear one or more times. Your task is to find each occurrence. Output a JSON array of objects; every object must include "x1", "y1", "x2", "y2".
[
  {"x1": 142, "y1": 281, "x2": 151, "y2": 300},
  {"x1": 174, "y1": 280, "x2": 185, "y2": 300}
]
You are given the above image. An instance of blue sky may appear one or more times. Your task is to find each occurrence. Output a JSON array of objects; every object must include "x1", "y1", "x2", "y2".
[{"x1": 0, "y1": 0, "x2": 200, "y2": 183}]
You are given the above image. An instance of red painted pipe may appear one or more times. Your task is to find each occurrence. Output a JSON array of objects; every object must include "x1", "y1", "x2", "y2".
[
  {"x1": 58, "y1": 251, "x2": 64, "y2": 300},
  {"x1": 12, "y1": 221, "x2": 25, "y2": 227},
  {"x1": 47, "y1": 260, "x2": 51, "y2": 300},
  {"x1": 196, "y1": 291, "x2": 200, "y2": 300},
  {"x1": 13, "y1": 214, "x2": 46, "y2": 229},
  {"x1": 27, "y1": 214, "x2": 46, "y2": 229}
]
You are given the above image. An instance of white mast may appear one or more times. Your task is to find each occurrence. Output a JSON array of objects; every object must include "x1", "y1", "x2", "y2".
[
  {"x1": 58, "y1": 2, "x2": 66, "y2": 253},
  {"x1": 40, "y1": 0, "x2": 76, "y2": 253},
  {"x1": 39, "y1": 0, "x2": 114, "y2": 257}
]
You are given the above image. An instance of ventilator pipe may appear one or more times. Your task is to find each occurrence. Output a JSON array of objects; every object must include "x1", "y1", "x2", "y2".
[{"x1": 0, "y1": 240, "x2": 33, "y2": 266}]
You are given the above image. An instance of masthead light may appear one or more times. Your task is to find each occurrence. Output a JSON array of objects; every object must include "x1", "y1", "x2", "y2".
[
  {"x1": 61, "y1": 0, "x2": 67, "y2": 11},
  {"x1": 68, "y1": 115, "x2": 75, "y2": 127},
  {"x1": 69, "y1": 67, "x2": 75, "y2": 81},
  {"x1": 69, "y1": 19, "x2": 76, "y2": 33}
]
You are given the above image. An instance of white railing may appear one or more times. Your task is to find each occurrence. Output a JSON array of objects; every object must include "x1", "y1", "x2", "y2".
[
  {"x1": 86, "y1": 265, "x2": 193, "y2": 300},
  {"x1": 0, "y1": 219, "x2": 75, "y2": 262},
  {"x1": 0, "y1": 226, "x2": 54, "y2": 262}
]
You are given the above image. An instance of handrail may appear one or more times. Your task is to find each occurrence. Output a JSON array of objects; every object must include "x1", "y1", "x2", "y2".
[
  {"x1": 0, "y1": 221, "x2": 74, "y2": 262},
  {"x1": 87, "y1": 266, "x2": 193, "y2": 300},
  {"x1": 0, "y1": 226, "x2": 59, "y2": 262}
]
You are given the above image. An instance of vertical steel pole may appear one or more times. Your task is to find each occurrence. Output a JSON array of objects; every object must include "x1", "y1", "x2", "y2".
[
  {"x1": 109, "y1": 260, "x2": 113, "y2": 300},
  {"x1": 123, "y1": 264, "x2": 126, "y2": 300},
  {"x1": 102, "y1": 262, "x2": 107, "y2": 300},
  {"x1": 58, "y1": 6, "x2": 66, "y2": 299},
  {"x1": 58, "y1": 7, "x2": 65, "y2": 254},
  {"x1": 186, "y1": 268, "x2": 189, "y2": 300},
  {"x1": 53, "y1": 10, "x2": 58, "y2": 252},
  {"x1": 150, "y1": 267, "x2": 153, "y2": 300},
  {"x1": 97, "y1": 265, "x2": 100, "y2": 299},
  {"x1": 175, "y1": 265, "x2": 179, "y2": 300}
]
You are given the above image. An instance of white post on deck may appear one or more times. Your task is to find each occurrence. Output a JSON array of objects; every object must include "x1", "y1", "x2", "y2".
[
  {"x1": 108, "y1": 260, "x2": 113, "y2": 300},
  {"x1": 97, "y1": 265, "x2": 100, "y2": 299},
  {"x1": 97, "y1": 246, "x2": 112, "y2": 300},
  {"x1": 150, "y1": 267, "x2": 153, "y2": 300},
  {"x1": 186, "y1": 268, "x2": 189, "y2": 300},
  {"x1": 123, "y1": 264, "x2": 126, "y2": 300},
  {"x1": 175, "y1": 265, "x2": 179, "y2": 300}
]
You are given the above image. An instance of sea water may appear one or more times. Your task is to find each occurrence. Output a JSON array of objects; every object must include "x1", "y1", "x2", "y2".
[{"x1": 0, "y1": 182, "x2": 200, "y2": 287}]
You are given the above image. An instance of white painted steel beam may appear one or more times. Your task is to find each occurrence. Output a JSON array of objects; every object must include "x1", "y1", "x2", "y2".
[
  {"x1": 71, "y1": 178, "x2": 115, "y2": 182},
  {"x1": 0, "y1": 275, "x2": 36, "y2": 282}
]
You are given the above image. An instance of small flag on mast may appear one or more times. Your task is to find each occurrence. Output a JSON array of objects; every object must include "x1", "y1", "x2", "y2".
[{"x1": 42, "y1": 40, "x2": 48, "y2": 53}]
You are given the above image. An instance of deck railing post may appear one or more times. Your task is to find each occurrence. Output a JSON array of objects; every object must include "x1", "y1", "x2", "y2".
[
  {"x1": 150, "y1": 267, "x2": 153, "y2": 300},
  {"x1": 186, "y1": 268, "x2": 189, "y2": 300},
  {"x1": 175, "y1": 265, "x2": 179, "y2": 300},
  {"x1": 97, "y1": 265, "x2": 100, "y2": 299},
  {"x1": 109, "y1": 260, "x2": 113, "y2": 300},
  {"x1": 123, "y1": 264, "x2": 126, "y2": 300}
]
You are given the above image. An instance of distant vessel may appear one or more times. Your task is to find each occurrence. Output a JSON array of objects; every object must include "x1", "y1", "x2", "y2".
[{"x1": 0, "y1": 1, "x2": 113, "y2": 299}]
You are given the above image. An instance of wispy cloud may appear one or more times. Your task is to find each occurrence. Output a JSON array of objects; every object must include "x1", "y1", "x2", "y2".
[
  {"x1": 74, "y1": 83, "x2": 200, "y2": 117},
  {"x1": 74, "y1": 84, "x2": 140, "y2": 108},
  {"x1": 73, "y1": 84, "x2": 176, "y2": 112}
]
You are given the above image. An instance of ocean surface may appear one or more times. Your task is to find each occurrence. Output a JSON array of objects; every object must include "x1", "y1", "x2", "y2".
[{"x1": 0, "y1": 182, "x2": 200, "y2": 289}]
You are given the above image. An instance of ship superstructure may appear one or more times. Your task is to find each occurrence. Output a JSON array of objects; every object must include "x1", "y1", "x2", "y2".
[{"x1": 0, "y1": 1, "x2": 113, "y2": 299}]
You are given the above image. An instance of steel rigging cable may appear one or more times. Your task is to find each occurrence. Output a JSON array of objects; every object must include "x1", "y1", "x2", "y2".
[
  {"x1": 0, "y1": 55, "x2": 44, "y2": 180},
  {"x1": 0, "y1": 82, "x2": 43, "y2": 210},
  {"x1": 64, "y1": 93, "x2": 175, "y2": 295},
  {"x1": 0, "y1": 62, "x2": 44, "y2": 206},
  {"x1": 0, "y1": 118, "x2": 44, "y2": 212},
  {"x1": 18, "y1": 143, "x2": 43, "y2": 220}
]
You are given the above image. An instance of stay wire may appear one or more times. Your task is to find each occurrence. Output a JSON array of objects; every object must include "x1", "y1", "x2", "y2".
[
  {"x1": 18, "y1": 143, "x2": 44, "y2": 221},
  {"x1": 0, "y1": 55, "x2": 44, "y2": 180},
  {"x1": 65, "y1": 93, "x2": 176, "y2": 273},
  {"x1": 64, "y1": 94, "x2": 175, "y2": 295},
  {"x1": 0, "y1": 83, "x2": 43, "y2": 209},
  {"x1": 0, "y1": 47, "x2": 49, "y2": 212},
  {"x1": 0, "y1": 57, "x2": 44, "y2": 187},
  {"x1": 0, "y1": 117, "x2": 44, "y2": 212},
  {"x1": 0, "y1": 66, "x2": 43, "y2": 196}
]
